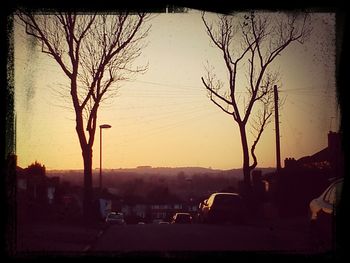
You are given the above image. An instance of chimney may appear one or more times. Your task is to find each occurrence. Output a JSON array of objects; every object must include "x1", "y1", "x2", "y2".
[{"x1": 328, "y1": 131, "x2": 340, "y2": 154}]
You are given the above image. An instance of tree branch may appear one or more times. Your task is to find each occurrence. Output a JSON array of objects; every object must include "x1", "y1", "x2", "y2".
[
  {"x1": 19, "y1": 12, "x2": 72, "y2": 78},
  {"x1": 202, "y1": 12, "x2": 223, "y2": 50},
  {"x1": 210, "y1": 95, "x2": 234, "y2": 116},
  {"x1": 201, "y1": 77, "x2": 233, "y2": 106},
  {"x1": 249, "y1": 108, "x2": 272, "y2": 170}
]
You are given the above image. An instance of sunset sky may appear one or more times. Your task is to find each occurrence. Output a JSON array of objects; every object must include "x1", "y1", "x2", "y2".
[{"x1": 14, "y1": 9, "x2": 339, "y2": 171}]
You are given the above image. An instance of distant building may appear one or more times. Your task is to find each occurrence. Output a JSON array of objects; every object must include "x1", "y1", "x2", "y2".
[
  {"x1": 137, "y1": 166, "x2": 152, "y2": 169},
  {"x1": 149, "y1": 197, "x2": 184, "y2": 221},
  {"x1": 99, "y1": 198, "x2": 112, "y2": 219},
  {"x1": 118, "y1": 194, "x2": 201, "y2": 222}
]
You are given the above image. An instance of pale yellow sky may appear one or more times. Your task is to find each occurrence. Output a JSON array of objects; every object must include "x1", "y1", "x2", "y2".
[{"x1": 14, "y1": 10, "x2": 339, "y2": 170}]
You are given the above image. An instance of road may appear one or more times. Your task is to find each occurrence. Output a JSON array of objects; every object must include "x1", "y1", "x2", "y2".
[
  {"x1": 89, "y1": 222, "x2": 321, "y2": 254},
  {"x1": 15, "y1": 221, "x2": 102, "y2": 253}
]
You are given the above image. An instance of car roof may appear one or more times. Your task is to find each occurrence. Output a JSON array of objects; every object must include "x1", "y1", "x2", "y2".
[
  {"x1": 211, "y1": 192, "x2": 240, "y2": 197},
  {"x1": 319, "y1": 177, "x2": 343, "y2": 197},
  {"x1": 108, "y1": 212, "x2": 123, "y2": 215},
  {"x1": 325, "y1": 177, "x2": 343, "y2": 190},
  {"x1": 175, "y1": 212, "x2": 191, "y2": 215},
  {"x1": 330, "y1": 177, "x2": 344, "y2": 184}
]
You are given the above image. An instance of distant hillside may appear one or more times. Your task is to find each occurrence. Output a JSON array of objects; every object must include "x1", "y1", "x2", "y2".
[
  {"x1": 109, "y1": 166, "x2": 224, "y2": 176},
  {"x1": 46, "y1": 166, "x2": 276, "y2": 197},
  {"x1": 47, "y1": 166, "x2": 275, "y2": 178}
]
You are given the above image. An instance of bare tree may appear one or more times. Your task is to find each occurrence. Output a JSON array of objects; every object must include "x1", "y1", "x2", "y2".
[
  {"x1": 201, "y1": 11, "x2": 311, "y2": 190},
  {"x1": 17, "y1": 12, "x2": 150, "y2": 218}
]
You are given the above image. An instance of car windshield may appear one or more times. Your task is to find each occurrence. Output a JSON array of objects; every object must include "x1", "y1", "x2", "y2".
[
  {"x1": 214, "y1": 195, "x2": 241, "y2": 205},
  {"x1": 177, "y1": 214, "x2": 190, "y2": 219},
  {"x1": 109, "y1": 214, "x2": 123, "y2": 219},
  {"x1": 324, "y1": 180, "x2": 343, "y2": 205},
  {"x1": 175, "y1": 214, "x2": 191, "y2": 222}
]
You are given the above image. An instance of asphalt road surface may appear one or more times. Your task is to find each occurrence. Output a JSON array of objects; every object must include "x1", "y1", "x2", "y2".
[{"x1": 89, "y1": 222, "x2": 320, "y2": 254}]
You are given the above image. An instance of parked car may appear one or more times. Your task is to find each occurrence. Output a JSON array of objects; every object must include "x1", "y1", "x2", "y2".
[
  {"x1": 105, "y1": 212, "x2": 126, "y2": 225},
  {"x1": 309, "y1": 177, "x2": 343, "y2": 244},
  {"x1": 152, "y1": 219, "x2": 165, "y2": 224},
  {"x1": 171, "y1": 213, "x2": 192, "y2": 224},
  {"x1": 195, "y1": 199, "x2": 207, "y2": 223},
  {"x1": 199, "y1": 192, "x2": 247, "y2": 224}
]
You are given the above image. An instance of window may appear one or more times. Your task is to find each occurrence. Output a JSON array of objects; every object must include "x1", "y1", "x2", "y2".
[
  {"x1": 324, "y1": 181, "x2": 342, "y2": 205},
  {"x1": 324, "y1": 186, "x2": 335, "y2": 204},
  {"x1": 174, "y1": 204, "x2": 182, "y2": 209},
  {"x1": 156, "y1": 212, "x2": 166, "y2": 218}
]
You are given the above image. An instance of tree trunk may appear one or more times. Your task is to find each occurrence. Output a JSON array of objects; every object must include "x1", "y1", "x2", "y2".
[
  {"x1": 74, "y1": 103, "x2": 95, "y2": 221},
  {"x1": 82, "y1": 146, "x2": 93, "y2": 220},
  {"x1": 239, "y1": 124, "x2": 252, "y2": 190}
]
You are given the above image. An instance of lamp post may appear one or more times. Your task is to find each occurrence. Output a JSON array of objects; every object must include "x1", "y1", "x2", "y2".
[{"x1": 100, "y1": 124, "x2": 112, "y2": 191}]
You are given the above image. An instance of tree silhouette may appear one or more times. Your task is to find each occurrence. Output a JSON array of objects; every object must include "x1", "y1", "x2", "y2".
[
  {"x1": 201, "y1": 11, "x2": 311, "y2": 190},
  {"x1": 17, "y1": 12, "x2": 150, "y2": 219}
]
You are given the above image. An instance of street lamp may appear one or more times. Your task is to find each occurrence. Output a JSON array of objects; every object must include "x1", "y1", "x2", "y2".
[{"x1": 100, "y1": 124, "x2": 112, "y2": 191}]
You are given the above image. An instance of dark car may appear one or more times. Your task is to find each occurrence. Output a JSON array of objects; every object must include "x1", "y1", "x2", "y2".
[
  {"x1": 171, "y1": 213, "x2": 192, "y2": 224},
  {"x1": 309, "y1": 177, "x2": 343, "y2": 248},
  {"x1": 199, "y1": 192, "x2": 247, "y2": 224},
  {"x1": 105, "y1": 212, "x2": 126, "y2": 225}
]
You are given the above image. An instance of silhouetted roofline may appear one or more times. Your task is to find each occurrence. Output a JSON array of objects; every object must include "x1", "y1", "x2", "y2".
[{"x1": 297, "y1": 147, "x2": 329, "y2": 164}]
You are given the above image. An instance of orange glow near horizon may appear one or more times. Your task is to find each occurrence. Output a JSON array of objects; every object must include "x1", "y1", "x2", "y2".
[{"x1": 14, "y1": 10, "x2": 339, "y2": 171}]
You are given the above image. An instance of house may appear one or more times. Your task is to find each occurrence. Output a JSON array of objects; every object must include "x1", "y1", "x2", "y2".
[
  {"x1": 120, "y1": 195, "x2": 149, "y2": 223},
  {"x1": 267, "y1": 131, "x2": 344, "y2": 217},
  {"x1": 16, "y1": 164, "x2": 60, "y2": 205},
  {"x1": 284, "y1": 131, "x2": 343, "y2": 177},
  {"x1": 150, "y1": 201, "x2": 183, "y2": 221},
  {"x1": 16, "y1": 162, "x2": 61, "y2": 221},
  {"x1": 119, "y1": 193, "x2": 199, "y2": 223}
]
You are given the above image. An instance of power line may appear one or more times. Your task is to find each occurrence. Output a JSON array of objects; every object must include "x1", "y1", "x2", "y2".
[
  {"x1": 112, "y1": 109, "x2": 219, "y2": 147},
  {"x1": 109, "y1": 105, "x2": 214, "y2": 128},
  {"x1": 16, "y1": 56, "x2": 334, "y2": 97}
]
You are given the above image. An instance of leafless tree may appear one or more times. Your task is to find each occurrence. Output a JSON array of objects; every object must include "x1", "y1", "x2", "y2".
[
  {"x1": 201, "y1": 11, "x2": 311, "y2": 190},
  {"x1": 17, "y1": 12, "x2": 150, "y2": 218}
]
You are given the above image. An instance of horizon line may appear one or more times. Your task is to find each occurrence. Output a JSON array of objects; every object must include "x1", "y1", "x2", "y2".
[{"x1": 44, "y1": 166, "x2": 276, "y2": 172}]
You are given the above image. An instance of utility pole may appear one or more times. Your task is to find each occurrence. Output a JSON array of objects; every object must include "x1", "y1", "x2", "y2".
[
  {"x1": 274, "y1": 85, "x2": 281, "y2": 172},
  {"x1": 329, "y1": 117, "x2": 335, "y2": 131}
]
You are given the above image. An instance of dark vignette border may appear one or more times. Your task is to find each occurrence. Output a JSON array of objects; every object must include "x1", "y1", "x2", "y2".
[{"x1": 1, "y1": 0, "x2": 348, "y2": 262}]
